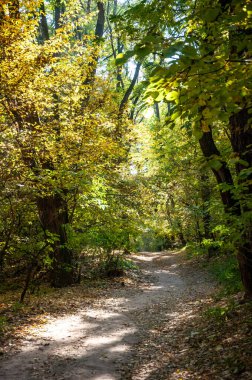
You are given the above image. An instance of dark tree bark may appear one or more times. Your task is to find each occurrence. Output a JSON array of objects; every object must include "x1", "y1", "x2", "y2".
[
  {"x1": 54, "y1": 0, "x2": 62, "y2": 30},
  {"x1": 229, "y1": 107, "x2": 252, "y2": 299},
  {"x1": 39, "y1": 2, "x2": 49, "y2": 42},
  {"x1": 199, "y1": 124, "x2": 252, "y2": 297},
  {"x1": 95, "y1": 1, "x2": 105, "y2": 38},
  {"x1": 5, "y1": 97, "x2": 75, "y2": 288},
  {"x1": 217, "y1": 0, "x2": 252, "y2": 300},
  {"x1": 154, "y1": 102, "x2": 160, "y2": 121},
  {"x1": 81, "y1": 1, "x2": 105, "y2": 108},
  {"x1": 199, "y1": 129, "x2": 239, "y2": 214},
  {"x1": 178, "y1": 223, "x2": 186, "y2": 246},
  {"x1": 229, "y1": 108, "x2": 252, "y2": 178},
  {"x1": 129, "y1": 94, "x2": 140, "y2": 120},
  {"x1": 37, "y1": 193, "x2": 73, "y2": 287},
  {"x1": 118, "y1": 61, "x2": 141, "y2": 117}
]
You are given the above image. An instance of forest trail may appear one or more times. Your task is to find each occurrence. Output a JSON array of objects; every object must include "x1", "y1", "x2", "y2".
[{"x1": 0, "y1": 251, "x2": 216, "y2": 380}]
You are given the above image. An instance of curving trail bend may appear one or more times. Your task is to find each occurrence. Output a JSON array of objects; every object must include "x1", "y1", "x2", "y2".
[{"x1": 0, "y1": 251, "x2": 215, "y2": 380}]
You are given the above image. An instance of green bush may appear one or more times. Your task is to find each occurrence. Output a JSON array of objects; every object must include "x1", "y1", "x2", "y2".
[
  {"x1": 185, "y1": 241, "x2": 207, "y2": 257},
  {"x1": 204, "y1": 305, "x2": 230, "y2": 322},
  {"x1": 207, "y1": 255, "x2": 242, "y2": 295},
  {"x1": 98, "y1": 254, "x2": 138, "y2": 278}
]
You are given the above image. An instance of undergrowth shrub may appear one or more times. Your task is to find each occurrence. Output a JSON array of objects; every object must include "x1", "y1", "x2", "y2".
[
  {"x1": 207, "y1": 255, "x2": 242, "y2": 296},
  {"x1": 99, "y1": 254, "x2": 138, "y2": 278}
]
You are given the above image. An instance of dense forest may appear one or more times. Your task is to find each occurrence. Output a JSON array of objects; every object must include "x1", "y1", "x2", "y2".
[{"x1": 0, "y1": 0, "x2": 251, "y2": 303}]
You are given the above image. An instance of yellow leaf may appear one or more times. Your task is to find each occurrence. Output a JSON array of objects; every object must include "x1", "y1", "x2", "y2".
[{"x1": 201, "y1": 121, "x2": 210, "y2": 132}]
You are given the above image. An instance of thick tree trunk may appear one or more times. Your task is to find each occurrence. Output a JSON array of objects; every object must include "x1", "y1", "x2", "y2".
[
  {"x1": 54, "y1": 0, "x2": 63, "y2": 30},
  {"x1": 39, "y1": 2, "x2": 49, "y2": 42},
  {"x1": 229, "y1": 108, "x2": 252, "y2": 180},
  {"x1": 37, "y1": 193, "x2": 74, "y2": 287},
  {"x1": 95, "y1": 1, "x2": 105, "y2": 38},
  {"x1": 3, "y1": 5, "x2": 75, "y2": 288},
  {"x1": 229, "y1": 107, "x2": 252, "y2": 299},
  {"x1": 199, "y1": 129, "x2": 239, "y2": 214},
  {"x1": 217, "y1": 0, "x2": 252, "y2": 300}
]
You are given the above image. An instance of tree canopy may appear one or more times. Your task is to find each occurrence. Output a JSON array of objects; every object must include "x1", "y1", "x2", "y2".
[{"x1": 0, "y1": 0, "x2": 251, "y2": 300}]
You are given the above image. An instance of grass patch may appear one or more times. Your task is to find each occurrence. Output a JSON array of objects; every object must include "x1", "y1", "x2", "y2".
[
  {"x1": 207, "y1": 255, "x2": 242, "y2": 296},
  {"x1": 0, "y1": 316, "x2": 8, "y2": 334},
  {"x1": 185, "y1": 242, "x2": 207, "y2": 258},
  {"x1": 204, "y1": 302, "x2": 235, "y2": 323}
]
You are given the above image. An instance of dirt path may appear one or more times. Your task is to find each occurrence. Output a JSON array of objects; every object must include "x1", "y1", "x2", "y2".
[{"x1": 0, "y1": 251, "x2": 216, "y2": 380}]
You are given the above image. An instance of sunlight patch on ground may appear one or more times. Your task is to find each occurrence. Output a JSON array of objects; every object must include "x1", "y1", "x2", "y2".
[
  {"x1": 85, "y1": 308, "x2": 127, "y2": 318},
  {"x1": 92, "y1": 375, "x2": 117, "y2": 380},
  {"x1": 166, "y1": 309, "x2": 196, "y2": 327},
  {"x1": 37, "y1": 314, "x2": 94, "y2": 340},
  {"x1": 109, "y1": 344, "x2": 130, "y2": 353},
  {"x1": 132, "y1": 252, "x2": 164, "y2": 262},
  {"x1": 85, "y1": 328, "x2": 135, "y2": 346}
]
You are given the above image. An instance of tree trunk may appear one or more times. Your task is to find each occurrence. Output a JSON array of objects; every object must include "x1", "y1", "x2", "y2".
[
  {"x1": 154, "y1": 102, "x2": 160, "y2": 121},
  {"x1": 200, "y1": 173, "x2": 218, "y2": 257},
  {"x1": 39, "y1": 2, "x2": 49, "y2": 43},
  {"x1": 217, "y1": 0, "x2": 252, "y2": 300},
  {"x1": 81, "y1": 1, "x2": 105, "y2": 108},
  {"x1": 95, "y1": 1, "x2": 105, "y2": 38},
  {"x1": 37, "y1": 193, "x2": 74, "y2": 287},
  {"x1": 199, "y1": 111, "x2": 252, "y2": 296},
  {"x1": 199, "y1": 129, "x2": 239, "y2": 214},
  {"x1": 54, "y1": 0, "x2": 62, "y2": 30},
  {"x1": 118, "y1": 61, "x2": 141, "y2": 118},
  {"x1": 178, "y1": 222, "x2": 186, "y2": 246},
  {"x1": 229, "y1": 107, "x2": 252, "y2": 299}
]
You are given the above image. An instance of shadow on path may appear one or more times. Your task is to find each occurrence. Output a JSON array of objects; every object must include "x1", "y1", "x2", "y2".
[{"x1": 0, "y1": 251, "x2": 215, "y2": 380}]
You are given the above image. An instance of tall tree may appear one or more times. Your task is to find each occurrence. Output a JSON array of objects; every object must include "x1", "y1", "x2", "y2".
[
  {"x1": 116, "y1": 0, "x2": 252, "y2": 297},
  {"x1": 0, "y1": 0, "x2": 123, "y2": 288}
]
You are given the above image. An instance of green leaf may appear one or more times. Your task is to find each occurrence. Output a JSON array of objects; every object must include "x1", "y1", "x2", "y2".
[
  {"x1": 115, "y1": 50, "x2": 135, "y2": 65},
  {"x1": 135, "y1": 45, "x2": 153, "y2": 58},
  {"x1": 166, "y1": 91, "x2": 178, "y2": 101},
  {"x1": 182, "y1": 45, "x2": 199, "y2": 59},
  {"x1": 208, "y1": 159, "x2": 223, "y2": 171},
  {"x1": 154, "y1": 92, "x2": 164, "y2": 102},
  {"x1": 201, "y1": 8, "x2": 220, "y2": 22},
  {"x1": 239, "y1": 168, "x2": 252, "y2": 180},
  {"x1": 162, "y1": 41, "x2": 184, "y2": 58},
  {"x1": 150, "y1": 66, "x2": 168, "y2": 79}
]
